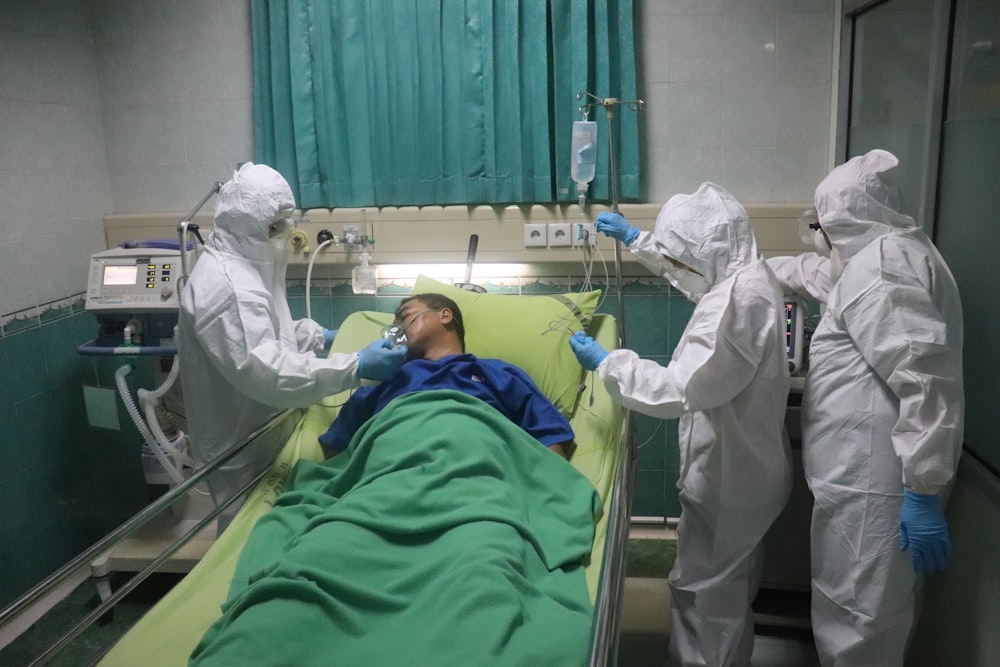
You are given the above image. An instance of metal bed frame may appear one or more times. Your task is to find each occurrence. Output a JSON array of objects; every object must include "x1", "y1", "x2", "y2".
[{"x1": 2, "y1": 393, "x2": 635, "y2": 667}]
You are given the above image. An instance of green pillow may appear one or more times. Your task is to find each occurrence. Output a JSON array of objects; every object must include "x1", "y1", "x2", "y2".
[{"x1": 410, "y1": 275, "x2": 601, "y2": 417}]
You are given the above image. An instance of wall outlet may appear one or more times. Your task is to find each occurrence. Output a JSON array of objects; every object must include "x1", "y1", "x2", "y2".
[
  {"x1": 523, "y1": 223, "x2": 547, "y2": 247},
  {"x1": 572, "y1": 222, "x2": 598, "y2": 247},
  {"x1": 547, "y1": 223, "x2": 572, "y2": 247},
  {"x1": 342, "y1": 224, "x2": 360, "y2": 247}
]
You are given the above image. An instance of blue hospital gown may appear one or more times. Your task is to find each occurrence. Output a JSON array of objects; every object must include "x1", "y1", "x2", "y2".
[{"x1": 319, "y1": 353, "x2": 574, "y2": 453}]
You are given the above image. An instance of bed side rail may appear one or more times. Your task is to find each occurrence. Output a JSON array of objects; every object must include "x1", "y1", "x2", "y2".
[
  {"x1": 0, "y1": 407, "x2": 303, "y2": 665},
  {"x1": 588, "y1": 409, "x2": 635, "y2": 667}
]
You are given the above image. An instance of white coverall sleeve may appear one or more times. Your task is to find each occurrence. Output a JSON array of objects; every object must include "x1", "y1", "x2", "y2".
[
  {"x1": 766, "y1": 254, "x2": 831, "y2": 303},
  {"x1": 597, "y1": 280, "x2": 766, "y2": 420},
  {"x1": 838, "y1": 248, "x2": 963, "y2": 493},
  {"x1": 194, "y1": 290, "x2": 360, "y2": 409},
  {"x1": 293, "y1": 318, "x2": 327, "y2": 353}
]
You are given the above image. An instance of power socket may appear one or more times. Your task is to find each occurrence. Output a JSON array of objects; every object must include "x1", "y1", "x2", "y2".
[
  {"x1": 523, "y1": 223, "x2": 547, "y2": 247},
  {"x1": 572, "y1": 222, "x2": 598, "y2": 247},
  {"x1": 547, "y1": 223, "x2": 572, "y2": 247}
]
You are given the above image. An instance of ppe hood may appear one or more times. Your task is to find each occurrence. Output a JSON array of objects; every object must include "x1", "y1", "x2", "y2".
[
  {"x1": 210, "y1": 162, "x2": 296, "y2": 262},
  {"x1": 652, "y1": 182, "x2": 759, "y2": 292},
  {"x1": 814, "y1": 149, "x2": 918, "y2": 261}
]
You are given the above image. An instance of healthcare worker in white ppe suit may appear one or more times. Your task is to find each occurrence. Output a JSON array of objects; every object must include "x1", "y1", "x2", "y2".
[
  {"x1": 178, "y1": 162, "x2": 406, "y2": 520},
  {"x1": 769, "y1": 149, "x2": 964, "y2": 667},
  {"x1": 569, "y1": 183, "x2": 792, "y2": 667}
]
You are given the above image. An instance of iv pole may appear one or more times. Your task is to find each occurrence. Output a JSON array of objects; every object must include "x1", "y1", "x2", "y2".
[{"x1": 577, "y1": 91, "x2": 644, "y2": 346}]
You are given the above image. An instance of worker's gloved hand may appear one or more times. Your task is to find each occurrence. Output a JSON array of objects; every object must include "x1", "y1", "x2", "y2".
[
  {"x1": 899, "y1": 488, "x2": 952, "y2": 576},
  {"x1": 357, "y1": 338, "x2": 407, "y2": 382},
  {"x1": 595, "y1": 212, "x2": 640, "y2": 247},
  {"x1": 569, "y1": 331, "x2": 609, "y2": 371},
  {"x1": 322, "y1": 328, "x2": 338, "y2": 348}
]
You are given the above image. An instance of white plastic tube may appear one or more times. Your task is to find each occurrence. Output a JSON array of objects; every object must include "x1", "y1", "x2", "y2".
[
  {"x1": 115, "y1": 364, "x2": 185, "y2": 485},
  {"x1": 306, "y1": 238, "x2": 334, "y2": 320},
  {"x1": 138, "y1": 355, "x2": 195, "y2": 468}
]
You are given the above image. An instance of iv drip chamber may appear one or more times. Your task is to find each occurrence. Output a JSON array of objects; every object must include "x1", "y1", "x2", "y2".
[{"x1": 571, "y1": 120, "x2": 597, "y2": 212}]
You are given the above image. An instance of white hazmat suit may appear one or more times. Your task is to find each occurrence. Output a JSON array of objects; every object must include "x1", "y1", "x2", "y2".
[
  {"x1": 177, "y1": 163, "x2": 362, "y2": 513},
  {"x1": 770, "y1": 149, "x2": 964, "y2": 667},
  {"x1": 593, "y1": 183, "x2": 792, "y2": 667}
]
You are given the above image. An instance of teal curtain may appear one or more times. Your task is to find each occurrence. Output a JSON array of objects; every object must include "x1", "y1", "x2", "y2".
[{"x1": 252, "y1": 0, "x2": 639, "y2": 208}]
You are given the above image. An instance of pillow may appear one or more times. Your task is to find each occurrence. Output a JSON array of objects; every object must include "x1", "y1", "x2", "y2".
[{"x1": 410, "y1": 275, "x2": 601, "y2": 417}]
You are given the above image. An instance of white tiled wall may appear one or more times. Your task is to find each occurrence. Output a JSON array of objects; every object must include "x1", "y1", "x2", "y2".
[
  {"x1": 0, "y1": 0, "x2": 836, "y2": 315},
  {"x1": 0, "y1": 0, "x2": 112, "y2": 317},
  {"x1": 94, "y1": 0, "x2": 253, "y2": 215},
  {"x1": 639, "y1": 0, "x2": 835, "y2": 203}
]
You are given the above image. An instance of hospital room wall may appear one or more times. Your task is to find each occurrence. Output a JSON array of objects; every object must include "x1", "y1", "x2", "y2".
[
  {"x1": 0, "y1": 0, "x2": 838, "y2": 606},
  {"x1": 0, "y1": 1, "x2": 154, "y2": 609}
]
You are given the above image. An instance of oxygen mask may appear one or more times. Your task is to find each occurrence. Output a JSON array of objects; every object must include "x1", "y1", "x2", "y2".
[{"x1": 380, "y1": 309, "x2": 440, "y2": 349}]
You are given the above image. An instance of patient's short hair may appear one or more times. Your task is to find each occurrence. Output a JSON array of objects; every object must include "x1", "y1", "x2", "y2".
[{"x1": 397, "y1": 293, "x2": 466, "y2": 351}]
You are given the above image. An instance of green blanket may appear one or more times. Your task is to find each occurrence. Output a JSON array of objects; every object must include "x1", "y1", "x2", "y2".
[{"x1": 190, "y1": 390, "x2": 601, "y2": 666}]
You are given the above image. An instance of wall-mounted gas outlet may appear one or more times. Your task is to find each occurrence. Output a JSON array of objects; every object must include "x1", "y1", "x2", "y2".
[
  {"x1": 547, "y1": 223, "x2": 571, "y2": 247},
  {"x1": 523, "y1": 223, "x2": 547, "y2": 247},
  {"x1": 572, "y1": 222, "x2": 598, "y2": 247},
  {"x1": 342, "y1": 224, "x2": 360, "y2": 248}
]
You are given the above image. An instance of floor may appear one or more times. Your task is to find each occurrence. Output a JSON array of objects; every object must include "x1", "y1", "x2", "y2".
[
  {"x1": 617, "y1": 578, "x2": 820, "y2": 666},
  {"x1": 618, "y1": 527, "x2": 820, "y2": 667}
]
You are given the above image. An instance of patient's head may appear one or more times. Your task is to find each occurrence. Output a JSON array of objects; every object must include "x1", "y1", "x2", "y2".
[{"x1": 394, "y1": 293, "x2": 465, "y2": 361}]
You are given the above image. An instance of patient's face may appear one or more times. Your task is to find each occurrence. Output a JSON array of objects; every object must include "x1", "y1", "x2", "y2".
[{"x1": 394, "y1": 300, "x2": 440, "y2": 359}]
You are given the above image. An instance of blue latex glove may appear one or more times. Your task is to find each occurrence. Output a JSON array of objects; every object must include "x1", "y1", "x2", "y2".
[
  {"x1": 595, "y1": 212, "x2": 640, "y2": 247},
  {"x1": 322, "y1": 328, "x2": 338, "y2": 347},
  {"x1": 357, "y1": 338, "x2": 407, "y2": 382},
  {"x1": 899, "y1": 488, "x2": 952, "y2": 576},
  {"x1": 569, "y1": 331, "x2": 609, "y2": 371}
]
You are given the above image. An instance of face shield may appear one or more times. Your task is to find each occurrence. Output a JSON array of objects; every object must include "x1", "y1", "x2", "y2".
[
  {"x1": 267, "y1": 214, "x2": 297, "y2": 252},
  {"x1": 662, "y1": 256, "x2": 712, "y2": 303},
  {"x1": 803, "y1": 212, "x2": 845, "y2": 282},
  {"x1": 797, "y1": 208, "x2": 819, "y2": 246}
]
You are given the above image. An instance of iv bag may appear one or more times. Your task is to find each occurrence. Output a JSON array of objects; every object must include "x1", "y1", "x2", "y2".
[{"x1": 571, "y1": 121, "x2": 598, "y2": 186}]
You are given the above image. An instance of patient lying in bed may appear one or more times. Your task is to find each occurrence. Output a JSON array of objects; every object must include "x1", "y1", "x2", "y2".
[
  {"x1": 188, "y1": 294, "x2": 599, "y2": 666},
  {"x1": 320, "y1": 293, "x2": 576, "y2": 460}
]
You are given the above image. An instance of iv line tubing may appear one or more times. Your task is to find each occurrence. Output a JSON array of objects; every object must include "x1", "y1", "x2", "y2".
[
  {"x1": 578, "y1": 93, "x2": 644, "y2": 347},
  {"x1": 604, "y1": 102, "x2": 627, "y2": 346}
]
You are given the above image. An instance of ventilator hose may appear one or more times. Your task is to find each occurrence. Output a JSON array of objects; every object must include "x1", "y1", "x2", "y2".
[
  {"x1": 138, "y1": 354, "x2": 195, "y2": 469},
  {"x1": 115, "y1": 364, "x2": 185, "y2": 485}
]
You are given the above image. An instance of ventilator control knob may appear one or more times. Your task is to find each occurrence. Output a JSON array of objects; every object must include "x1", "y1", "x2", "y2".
[{"x1": 161, "y1": 285, "x2": 173, "y2": 300}]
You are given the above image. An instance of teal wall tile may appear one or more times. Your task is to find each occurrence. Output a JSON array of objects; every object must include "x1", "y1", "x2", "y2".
[
  {"x1": 0, "y1": 411, "x2": 23, "y2": 474},
  {"x1": 17, "y1": 393, "x2": 61, "y2": 469},
  {"x1": 634, "y1": 413, "x2": 667, "y2": 471},
  {"x1": 2, "y1": 315, "x2": 40, "y2": 337},
  {"x1": 5, "y1": 331, "x2": 49, "y2": 400},
  {"x1": 0, "y1": 310, "x2": 150, "y2": 607},
  {"x1": 374, "y1": 295, "x2": 401, "y2": 313},
  {"x1": 0, "y1": 471, "x2": 35, "y2": 548},
  {"x1": 633, "y1": 469, "x2": 667, "y2": 518},
  {"x1": 42, "y1": 317, "x2": 92, "y2": 387},
  {"x1": 1, "y1": 534, "x2": 49, "y2": 600},
  {"x1": 0, "y1": 338, "x2": 13, "y2": 411},
  {"x1": 74, "y1": 312, "x2": 100, "y2": 346}
]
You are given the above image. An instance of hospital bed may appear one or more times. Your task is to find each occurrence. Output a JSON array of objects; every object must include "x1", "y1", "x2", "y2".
[{"x1": 7, "y1": 279, "x2": 633, "y2": 666}]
